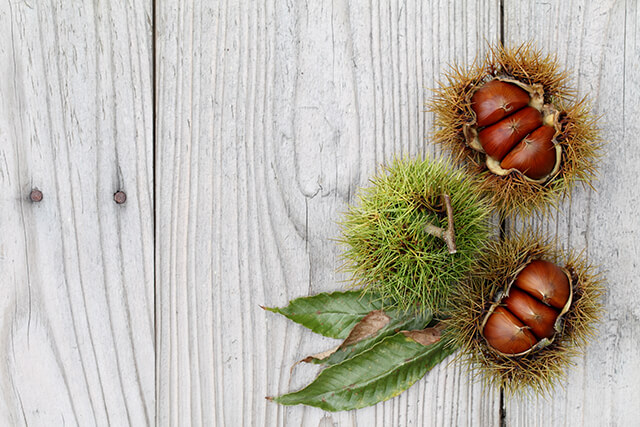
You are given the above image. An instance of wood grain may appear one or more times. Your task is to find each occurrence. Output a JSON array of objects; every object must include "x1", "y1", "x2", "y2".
[
  {"x1": 504, "y1": 1, "x2": 640, "y2": 426},
  {"x1": 155, "y1": 0, "x2": 500, "y2": 425},
  {"x1": 0, "y1": 1, "x2": 154, "y2": 426}
]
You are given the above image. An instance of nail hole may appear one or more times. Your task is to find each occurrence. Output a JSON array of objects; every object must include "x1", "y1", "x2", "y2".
[
  {"x1": 30, "y1": 189, "x2": 43, "y2": 202},
  {"x1": 114, "y1": 191, "x2": 127, "y2": 205}
]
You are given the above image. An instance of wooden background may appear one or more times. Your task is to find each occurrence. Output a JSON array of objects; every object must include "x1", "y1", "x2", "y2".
[{"x1": 0, "y1": 0, "x2": 638, "y2": 425}]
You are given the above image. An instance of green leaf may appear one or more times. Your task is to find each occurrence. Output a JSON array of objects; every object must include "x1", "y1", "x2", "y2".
[
  {"x1": 264, "y1": 291, "x2": 384, "y2": 339},
  {"x1": 319, "y1": 311, "x2": 432, "y2": 366},
  {"x1": 271, "y1": 332, "x2": 456, "y2": 411}
]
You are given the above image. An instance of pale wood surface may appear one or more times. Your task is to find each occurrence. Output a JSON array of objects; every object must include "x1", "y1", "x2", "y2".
[
  {"x1": 155, "y1": 1, "x2": 500, "y2": 426},
  {"x1": 1, "y1": 0, "x2": 638, "y2": 426},
  {"x1": 0, "y1": 1, "x2": 154, "y2": 426},
  {"x1": 504, "y1": 1, "x2": 640, "y2": 426}
]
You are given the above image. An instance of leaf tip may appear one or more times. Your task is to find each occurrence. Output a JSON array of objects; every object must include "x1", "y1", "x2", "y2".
[{"x1": 261, "y1": 305, "x2": 279, "y2": 314}]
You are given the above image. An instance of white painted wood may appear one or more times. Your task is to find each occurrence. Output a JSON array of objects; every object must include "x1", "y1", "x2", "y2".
[
  {"x1": 155, "y1": 1, "x2": 500, "y2": 426},
  {"x1": 0, "y1": 1, "x2": 154, "y2": 426},
  {"x1": 504, "y1": 1, "x2": 640, "y2": 426}
]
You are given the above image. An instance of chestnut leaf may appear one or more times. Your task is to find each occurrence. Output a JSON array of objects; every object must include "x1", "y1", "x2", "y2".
[
  {"x1": 263, "y1": 291, "x2": 385, "y2": 339},
  {"x1": 269, "y1": 328, "x2": 454, "y2": 411},
  {"x1": 307, "y1": 310, "x2": 432, "y2": 366}
]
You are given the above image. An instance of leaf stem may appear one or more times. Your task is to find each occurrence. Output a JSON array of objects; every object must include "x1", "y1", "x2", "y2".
[{"x1": 424, "y1": 194, "x2": 457, "y2": 254}]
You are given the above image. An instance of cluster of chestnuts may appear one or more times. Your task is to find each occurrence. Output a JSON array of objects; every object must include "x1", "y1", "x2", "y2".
[
  {"x1": 398, "y1": 44, "x2": 603, "y2": 393},
  {"x1": 482, "y1": 260, "x2": 571, "y2": 355},
  {"x1": 466, "y1": 79, "x2": 561, "y2": 182}
]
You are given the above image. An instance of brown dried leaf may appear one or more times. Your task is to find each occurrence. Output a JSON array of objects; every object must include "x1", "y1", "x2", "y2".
[
  {"x1": 295, "y1": 310, "x2": 391, "y2": 367},
  {"x1": 300, "y1": 346, "x2": 340, "y2": 364},
  {"x1": 401, "y1": 323, "x2": 445, "y2": 346},
  {"x1": 341, "y1": 310, "x2": 390, "y2": 348},
  {"x1": 292, "y1": 345, "x2": 341, "y2": 372}
]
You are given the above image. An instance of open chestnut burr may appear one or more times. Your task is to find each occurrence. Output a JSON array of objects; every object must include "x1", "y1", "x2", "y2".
[
  {"x1": 430, "y1": 43, "x2": 601, "y2": 215},
  {"x1": 445, "y1": 231, "x2": 603, "y2": 394},
  {"x1": 481, "y1": 259, "x2": 572, "y2": 356}
]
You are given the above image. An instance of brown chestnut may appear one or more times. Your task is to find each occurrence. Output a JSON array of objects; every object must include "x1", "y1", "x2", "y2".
[
  {"x1": 515, "y1": 260, "x2": 570, "y2": 309},
  {"x1": 503, "y1": 288, "x2": 558, "y2": 340},
  {"x1": 471, "y1": 80, "x2": 530, "y2": 127},
  {"x1": 483, "y1": 306, "x2": 537, "y2": 355},
  {"x1": 478, "y1": 107, "x2": 543, "y2": 161},
  {"x1": 500, "y1": 125, "x2": 556, "y2": 180}
]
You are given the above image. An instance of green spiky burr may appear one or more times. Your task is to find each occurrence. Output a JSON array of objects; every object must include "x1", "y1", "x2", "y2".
[{"x1": 339, "y1": 157, "x2": 492, "y2": 316}]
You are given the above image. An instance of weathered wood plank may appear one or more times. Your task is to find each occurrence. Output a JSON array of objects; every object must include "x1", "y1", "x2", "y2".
[
  {"x1": 504, "y1": 1, "x2": 640, "y2": 426},
  {"x1": 0, "y1": 1, "x2": 154, "y2": 425},
  {"x1": 156, "y1": 1, "x2": 500, "y2": 425}
]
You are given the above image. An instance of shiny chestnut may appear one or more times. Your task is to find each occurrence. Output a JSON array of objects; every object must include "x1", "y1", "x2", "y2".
[
  {"x1": 471, "y1": 80, "x2": 530, "y2": 127},
  {"x1": 503, "y1": 288, "x2": 558, "y2": 340},
  {"x1": 500, "y1": 125, "x2": 557, "y2": 180},
  {"x1": 483, "y1": 306, "x2": 537, "y2": 354},
  {"x1": 514, "y1": 260, "x2": 571, "y2": 309},
  {"x1": 482, "y1": 259, "x2": 572, "y2": 356},
  {"x1": 466, "y1": 79, "x2": 562, "y2": 183}
]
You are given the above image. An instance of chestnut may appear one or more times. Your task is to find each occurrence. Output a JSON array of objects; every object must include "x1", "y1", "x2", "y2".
[
  {"x1": 431, "y1": 44, "x2": 603, "y2": 217},
  {"x1": 515, "y1": 260, "x2": 571, "y2": 309},
  {"x1": 500, "y1": 125, "x2": 557, "y2": 180},
  {"x1": 471, "y1": 80, "x2": 530, "y2": 127},
  {"x1": 503, "y1": 288, "x2": 558, "y2": 340},
  {"x1": 483, "y1": 306, "x2": 537, "y2": 355}
]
